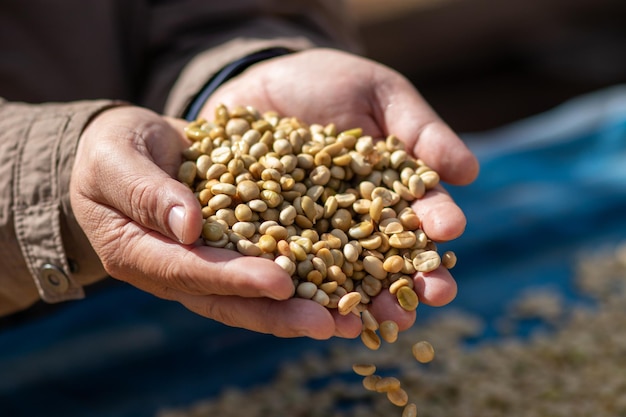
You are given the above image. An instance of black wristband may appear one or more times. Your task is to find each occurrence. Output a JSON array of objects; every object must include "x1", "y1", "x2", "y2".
[{"x1": 184, "y1": 47, "x2": 292, "y2": 121}]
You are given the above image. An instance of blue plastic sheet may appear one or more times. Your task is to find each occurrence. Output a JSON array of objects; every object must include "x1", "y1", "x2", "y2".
[
  {"x1": 1, "y1": 85, "x2": 626, "y2": 417},
  {"x1": 444, "y1": 84, "x2": 626, "y2": 337}
]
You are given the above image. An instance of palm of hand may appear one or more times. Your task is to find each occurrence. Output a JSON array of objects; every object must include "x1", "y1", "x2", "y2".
[
  {"x1": 203, "y1": 49, "x2": 388, "y2": 138},
  {"x1": 202, "y1": 48, "x2": 478, "y2": 187},
  {"x1": 201, "y1": 48, "x2": 480, "y2": 323}
]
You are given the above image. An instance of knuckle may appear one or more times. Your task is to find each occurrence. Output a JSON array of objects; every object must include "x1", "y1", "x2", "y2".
[{"x1": 127, "y1": 179, "x2": 158, "y2": 226}]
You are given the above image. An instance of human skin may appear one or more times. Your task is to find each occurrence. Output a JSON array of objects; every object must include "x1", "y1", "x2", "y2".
[{"x1": 70, "y1": 48, "x2": 479, "y2": 340}]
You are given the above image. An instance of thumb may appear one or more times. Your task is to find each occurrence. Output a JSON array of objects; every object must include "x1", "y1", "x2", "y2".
[
  {"x1": 373, "y1": 71, "x2": 479, "y2": 185},
  {"x1": 105, "y1": 159, "x2": 203, "y2": 244},
  {"x1": 77, "y1": 109, "x2": 203, "y2": 244},
  {"x1": 164, "y1": 183, "x2": 204, "y2": 245}
]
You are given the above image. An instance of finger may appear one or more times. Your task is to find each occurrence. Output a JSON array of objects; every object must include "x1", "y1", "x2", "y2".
[
  {"x1": 367, "y1": 291, "x2": 416, "y2": 331},
  {"x1": 412, "y1": 266, "x2": 458, "y2": 307},
  {"x1": 103, "y1": 218, "x2": 296, "y2": 300},
  {"x1": 367, "y1": 267, "x2": 457, "y2": 331},
  {"x1": 177, "y1": 294, "x2": 339, "y2": 339},
  {"x1": 373, "y1": 73, "x2": 479, "y2": 185},
  {"x1": 93, "y1": 127, "x2": 203, "y2": 245},
  {"x1": 412, "y1": 186, "x2": 467, "y2": 242},
  {"x1": 412, "y1": 120, "x2": 480, "y2": 186},
  {"x1": 329, "y1": 310, "x2": 366, "y2": 339}
]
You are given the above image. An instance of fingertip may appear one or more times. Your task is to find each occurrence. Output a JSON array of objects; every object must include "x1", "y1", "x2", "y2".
[
  {"x1": 332, "y1": 311, "x2": 364, "y2": 339},
  {"x1": 415, "y1": 191, "x2": 467, "y2": 242},
  {"x1": 413, "y1": 267, "x2": 458, "y2": 307},
  {"x1": 235, "y1": 256, "x2": 295, "y2": 301},
  {"x1": 285, "y1": 299, "x2": 337, "y2": 340},
  {"x1": 167, "y1": 205, "x2": 202, "y2": 245},
  {"x1": 447, "y1": 148, "x2": 480, "y2": 186},
  {"x1": 266, "y1": 277, "x2": 296, "y2": 301},
  {"x1": 368, "y1": 292, "x2": 417, "y2": 331},
  {"x1": 165, "y1": 187, "x2": 203, "y2": 244},
  {"x1": 409, "y1": 121, "x2": 480, "y2": 187}
]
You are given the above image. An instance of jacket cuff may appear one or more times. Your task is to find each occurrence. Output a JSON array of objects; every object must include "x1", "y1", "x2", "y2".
[{"x1": 3, "y1": 99, "x2": 120, "y2": 310}]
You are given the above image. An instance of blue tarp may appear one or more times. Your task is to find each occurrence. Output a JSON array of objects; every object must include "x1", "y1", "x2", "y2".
[{"x1": 1, "y1": 85, "x2": 626, "y2": 417}]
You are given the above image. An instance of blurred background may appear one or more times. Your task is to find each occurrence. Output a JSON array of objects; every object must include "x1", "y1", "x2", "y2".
[{"x1": 348, "y1": 0, "x2": 626, "y2": 132}]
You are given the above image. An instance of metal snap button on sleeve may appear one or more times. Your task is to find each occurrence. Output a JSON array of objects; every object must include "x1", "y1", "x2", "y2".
[{"x1": 40, "y1": 263, "x2": 70, "y2": 294}]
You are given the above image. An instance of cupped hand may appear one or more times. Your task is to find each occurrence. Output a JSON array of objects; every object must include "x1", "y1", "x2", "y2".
[
  {"x1": 202, "y1": 48, "x2": 480, "y2": 330},
  {"x1": 70, "y1": 106, "x2": 361, "y2": 339}
]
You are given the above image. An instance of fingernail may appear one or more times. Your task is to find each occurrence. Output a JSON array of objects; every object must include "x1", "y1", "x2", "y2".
[{"x1": 168, "y1": 205, "x2": 186, "y2": 243}]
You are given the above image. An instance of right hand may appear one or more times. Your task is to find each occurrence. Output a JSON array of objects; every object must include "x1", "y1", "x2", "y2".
[{"x1": 201, "y1": 48, "x2": 480, "y2": 330}]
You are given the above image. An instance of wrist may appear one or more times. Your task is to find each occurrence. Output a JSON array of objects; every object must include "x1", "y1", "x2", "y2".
[{"x1": 184, "y1": 47, "x2": 292, "y2": 121}]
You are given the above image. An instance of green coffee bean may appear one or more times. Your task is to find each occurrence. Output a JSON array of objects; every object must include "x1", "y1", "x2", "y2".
[
  {"x1": 362, "y1": 374, "x2": 382, "y2": 391},
  {"x1": 412, "y1": 250, "x2": 441, "y2": 272},
  {"x1": 349, "y1": 221, "x2": 374, "y2": 240},
  {"x1": 202, "y1": 222, "x2": 224, "y2": 241},
  {"x1": 330, "y1": 209, "x2": 352, "y2": 232},
  {"x1": 442, "y1": 250, "x2": 457, "y2": 269},
  {"x1": 362, "y1": 256, "x2": 387, "y2": 280},
  {"x1": 369, "y1": 196, "x2": 384, "y2": 223},
  {"x1": 420, "y1": 169, "x2": 440, "y2": 189},
  {"x1": 258, "y1": 234, "x2": 277, "y2": 253},
  {"x1": 387, "y1": 387, "x2": 409, "y2": 407},
  {"x1": 412, "y1": 340, "x2": 435, "y2": 363},
  {"x1": 296, "y1": 281, "x2": 318, "y2": 299},
  {"x1": 211, "y1": 182, "x2": 237, "y2": 196},
  {"x1": 208, "y1": 194, "x2": 232, "y2": 211},
  {"x1": 352, "y1": 363, "x2": 376, "y2": 376},
  {"x1": 402, "y1": 403, "x2": 418, "y2": 417},
  {"x1": 393, "y1": 180, "x2": 413, "y2": 201},
  {"x1": 361, "y1": 309, "x2": 379, "y2": 331},
  {"x1": 371, "y1": 187, "x2": 400, "y2": 207},
  {"x1": 231, "y1": 221, "x2": 255, "y2": 238},
  {"x1": 275, "y1": 255, "x2": 296, "y2": 276},
  {"x1": 234, "y1": 204, "x2": 253, "y2": 222},
  {"x1": 398, "y1": 207, "x2": 420, "y2": 231},
  {"x1": 350, "y1": 152, "x2": 372, "y2": 176},
  {"x1": 177, "y1": 161, "x2": 197, "y2": 185},
  {"x1": 389, "y1": 277, "x2": 413, "y2": 294},
  {"x1": 379, "y1": 320, "x2": 399, "y2": 343},
  {"x1": 362, "y1": 275, "x2": 383, "y2": 297},
  {"x1": 375, "y1": 376, "x2": 401, "y2": 393},
  {"x1": 312, "y1": 288, "x2": 330, "y2": 306},
  {"x1": 215, "y1": 208, "x2": 236, "y2": 226},
  {"x1": 225, "y1": 117, "x2": 250, "y2": 136},
  {"x1": 319, "y1": 281, "x2": 338, "y2": 294},
  {"x1": 236, "y1": 239, "x2": 261, "y2": 257},
  {"x1": 360, "y1": 328, "x2": 381, "y2": 350},
  {"x1": 359, "y1": 234, "x2": 382, "y2": 250},
  {"x1": 379, "y1": 218, "x2": 404, "y2": 235},
  {"x1": 383, "y1": 255, "x2": 404, "y2": 273},
  {"x1": 338, "y1": 291, "x2": 361, "y2": 315},
  {"x1": 342, "y1": 241, "x2": 360, "y2": 263},
  {"x1": 397, "y1": 286, "x2": 419, "y2": 311}
]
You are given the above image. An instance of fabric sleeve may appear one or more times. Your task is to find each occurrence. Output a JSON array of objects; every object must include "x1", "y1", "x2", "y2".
[
  {"x1": 0, "y1": 98, "x2": 121, "y2": 316},
  {"x1": 142, "y1": 0, "x2": 360, "y2": 117},
  {"x1": 183, "y1": 46, "x2": 293, "y2": 121}
]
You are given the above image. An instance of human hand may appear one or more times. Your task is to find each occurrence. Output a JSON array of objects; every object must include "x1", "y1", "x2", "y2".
[
  {"x1": 71, "y1": 106, "x2": 362, "y2": 339},
  {"x1": 201, "y1": 48, "x2": 480, "y2": 330}
]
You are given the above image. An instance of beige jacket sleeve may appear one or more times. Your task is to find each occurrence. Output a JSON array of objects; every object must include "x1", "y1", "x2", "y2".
[{"x1": 0, "y1": 99, "x2": 121, "y2": 316}]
